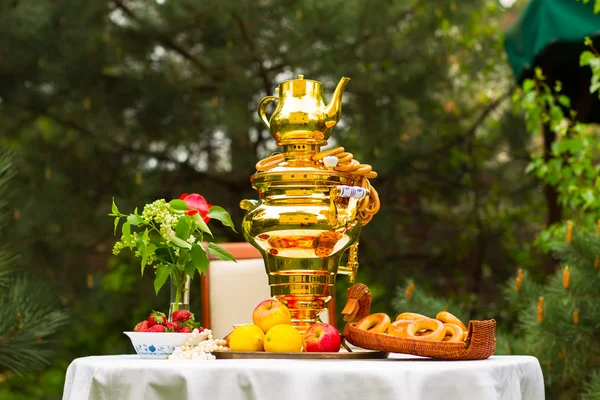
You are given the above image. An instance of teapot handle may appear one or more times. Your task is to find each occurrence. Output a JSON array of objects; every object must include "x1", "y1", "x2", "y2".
[{"x1": 257, "y1": 96, "x2": 278, "y2": 129}]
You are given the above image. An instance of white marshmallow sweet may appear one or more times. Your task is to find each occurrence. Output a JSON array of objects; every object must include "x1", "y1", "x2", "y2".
[{"x1": 168, "y1": 329, "x2": 228, "y2": 361}]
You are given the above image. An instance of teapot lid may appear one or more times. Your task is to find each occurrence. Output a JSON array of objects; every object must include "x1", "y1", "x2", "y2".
[
  {"x1": 278, "y1": 74, "x2": 323, "y2": 97},
  {"x1": 279, "y1": 74, "x2": 321, "y2": 84}
]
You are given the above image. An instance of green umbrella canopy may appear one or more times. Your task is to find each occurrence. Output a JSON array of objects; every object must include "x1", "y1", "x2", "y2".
[
  {"x1": 504, "y1": 0, "x2": 600, "y2": 122},
  {"x1": 505, "y1": 0, "x2": 600, "y2": 82}
]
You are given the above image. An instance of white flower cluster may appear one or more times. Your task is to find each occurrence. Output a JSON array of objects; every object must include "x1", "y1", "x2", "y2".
[
  {"x1": 168, "y1": 329, "x2": 229, "y2": 361},
  {"x1": 141, "y1": 199, "x2": 185, "y2": 243},
  {"x1": 160, "y1": 224, "x2": 176, "y2": 243},
  {"x1": 142, "y1": 199, "x2": 180, "y2": 230},
  {"x1": 141, "y1": 199, "x2": 171, "y2": 223},
  {"x1": 112, "y1": 232, "x2": 138, "y2": 255}
]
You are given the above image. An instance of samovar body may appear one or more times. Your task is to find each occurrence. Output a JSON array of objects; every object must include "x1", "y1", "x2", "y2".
[{"x1": 241, "y1": 75, "x2": 364, "y2": 331}]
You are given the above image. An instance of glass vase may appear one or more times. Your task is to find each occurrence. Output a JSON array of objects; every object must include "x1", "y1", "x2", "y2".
[{"x1": 168, "y1": 274, "x2": 190, "y2": 322}]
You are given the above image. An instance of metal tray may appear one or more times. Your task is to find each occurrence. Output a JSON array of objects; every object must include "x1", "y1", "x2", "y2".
[{"x1": 213, "y1": 349, "x2": 389, "y2": 360}]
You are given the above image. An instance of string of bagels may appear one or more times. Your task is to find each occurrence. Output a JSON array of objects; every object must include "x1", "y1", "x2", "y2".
[{"x1": 256, "y1": 147, "x2": 380, "y2": 225}]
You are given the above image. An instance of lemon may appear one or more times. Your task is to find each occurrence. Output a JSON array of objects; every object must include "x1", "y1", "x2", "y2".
[
  {"x1": 229, "y1": 324, "x2": 265, "y2": 352},
  {"x1": 264, "y1": 324, "x2": 303, "y2": 352}
]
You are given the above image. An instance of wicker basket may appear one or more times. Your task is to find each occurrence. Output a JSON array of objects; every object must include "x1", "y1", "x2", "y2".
[
  {"x1": 343, "y1": 319, "x2": 496, "y2": 360},
  {"x1": 341, "y1": 283, "x2": 496, "y2": 360}
]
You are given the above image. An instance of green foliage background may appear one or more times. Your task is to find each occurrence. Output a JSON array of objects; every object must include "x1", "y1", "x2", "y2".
[{"x1": 0, "y1": 0, "x2": 589, "y2": 398}]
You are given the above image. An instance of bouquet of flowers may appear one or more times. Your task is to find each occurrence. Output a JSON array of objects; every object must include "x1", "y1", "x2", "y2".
[{"x1": 109, "y1": 193, "x2": 237, "y2": 318}]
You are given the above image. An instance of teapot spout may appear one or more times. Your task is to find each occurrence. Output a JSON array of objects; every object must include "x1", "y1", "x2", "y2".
[{"x1": 324, "y1": 77, "x2": 351, "y2": 129}]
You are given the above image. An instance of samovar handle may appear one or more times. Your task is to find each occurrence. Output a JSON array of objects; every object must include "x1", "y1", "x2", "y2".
[
  {"x1": 330, "y1": 184, "x2": 366, "y2": 281},
  {"x1": 338, "y1": 243, "x2": 359, "y2": 283},
  {"x1": 257, "y1": 96, "x2": 278, "y2": 129}
]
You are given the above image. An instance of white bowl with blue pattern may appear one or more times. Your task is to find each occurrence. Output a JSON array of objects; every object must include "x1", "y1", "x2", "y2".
[{"x1": 124, "y1": 331, "x2": 195, "y2": 359}]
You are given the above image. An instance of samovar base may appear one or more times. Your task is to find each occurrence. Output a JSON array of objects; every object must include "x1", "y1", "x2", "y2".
[{"x1": 275, "y1": 294, "x2": 328, "y2": 334}]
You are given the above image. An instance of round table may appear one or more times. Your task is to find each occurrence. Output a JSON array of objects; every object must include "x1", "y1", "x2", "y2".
[{"x1": 62, "y1": 354, "x2": 544, "y2": 400}]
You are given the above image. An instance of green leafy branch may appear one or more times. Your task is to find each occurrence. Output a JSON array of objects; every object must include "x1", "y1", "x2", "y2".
[
  {"x1": 109, "y1": 197, "x2": 237, "y2": 303},
  {"x1": 581, "y1": 36, "x2": 600, "y2": 96},
  {"x1": 513, "y1": 67, "x2": 600, "y2": 217},
  {"x1": 580, "y1": 0, "x2": 600, "y2": 16}
]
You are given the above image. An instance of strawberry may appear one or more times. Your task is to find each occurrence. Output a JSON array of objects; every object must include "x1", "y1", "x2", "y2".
[
  {"x1": 146, "y1": 324, "x2": 166, "y2": 332},
  {"x1": 134, "y1": 320, "x2": 150, "y2": 332},
  {"x1": 164, "y1": 321, "x2": 180, "y2": 332},
  {"x1": 179, "y1": 327, "x2": 191, "y2": 333},
  {"x1": 171, "y1": 310, "x2": 193, "y2": 323},
  {"x1": 172, "y1": 310, "x2": 202, "y2": 331},
  {"x1": 179, "y1": 319, "x2": 201, "y2": 331},
  {"x1": 148, "y1": 311, "x2": 167, "y2": 327}
]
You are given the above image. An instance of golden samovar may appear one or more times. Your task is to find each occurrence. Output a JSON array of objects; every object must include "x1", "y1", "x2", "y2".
[{"x1": 241, "y1": 75, "x2": 379, "y2": 332}]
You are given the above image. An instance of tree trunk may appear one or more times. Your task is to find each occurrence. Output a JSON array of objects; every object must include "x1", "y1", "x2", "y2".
[{"x1": 542, "y1": 122, "x2": 562, "y2": 273}]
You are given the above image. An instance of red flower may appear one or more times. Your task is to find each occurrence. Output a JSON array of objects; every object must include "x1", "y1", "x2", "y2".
[{"x1": 179, "y1": 193, "x2": 211, "y2": 222}]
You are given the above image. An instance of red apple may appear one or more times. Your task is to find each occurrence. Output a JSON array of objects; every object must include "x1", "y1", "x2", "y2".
[
  {"x1": 303, "y1": 323, "x2": 341, "y2": 352},
  {"x1": 252, "y1": 300, "x2": 292, "y2": 333}
]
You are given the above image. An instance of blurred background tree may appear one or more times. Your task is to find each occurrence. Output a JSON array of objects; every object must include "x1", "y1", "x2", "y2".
[
  {"x1": 503, "y1": 224, "x2": 600, "y2": 399},
  {"x1": 0, "y1": 0, "x2": 563, "y2": 397},
  {"x1": 0, "y1": 148, "x2": 67, "y2": 398},
  {"x1": 394, "y1": 1, "x2": 600, "y2": 397}
]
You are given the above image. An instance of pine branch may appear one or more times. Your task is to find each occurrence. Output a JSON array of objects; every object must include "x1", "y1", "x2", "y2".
[
  {"x1": 0, "y1": 148, "x2": 15, "y2": 227},
  {"x1": 0, "y1": 276, "x2": 69, "y2": 375},
  {"x1": 583, "y1": 369, "x2": 600, "y2": 399},
  {"x1": 392, "y1": 280, "x2": 466, "y2": 322},
  {"x1": 0, "y1": 148, "x2": 16, "y2": 285},
  {"x1": 510, "y1": 225, "x2": 600, "y2": 392},
  {"x1": 0, "y1": 147, "x2": 68, "y2": 375},
  {"x1": 552, "y1": 230, "x2": 600, "y2": 266}
]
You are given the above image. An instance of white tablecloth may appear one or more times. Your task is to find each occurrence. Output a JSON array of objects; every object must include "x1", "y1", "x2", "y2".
[{"x1": 63, "y1": 354, "x2": 544, "y2": 400}]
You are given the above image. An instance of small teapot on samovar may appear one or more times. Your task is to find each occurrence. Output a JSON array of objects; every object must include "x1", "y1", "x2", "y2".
[{"x1": 257, "y1": 75, "x2": 351, "y2": 145}]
